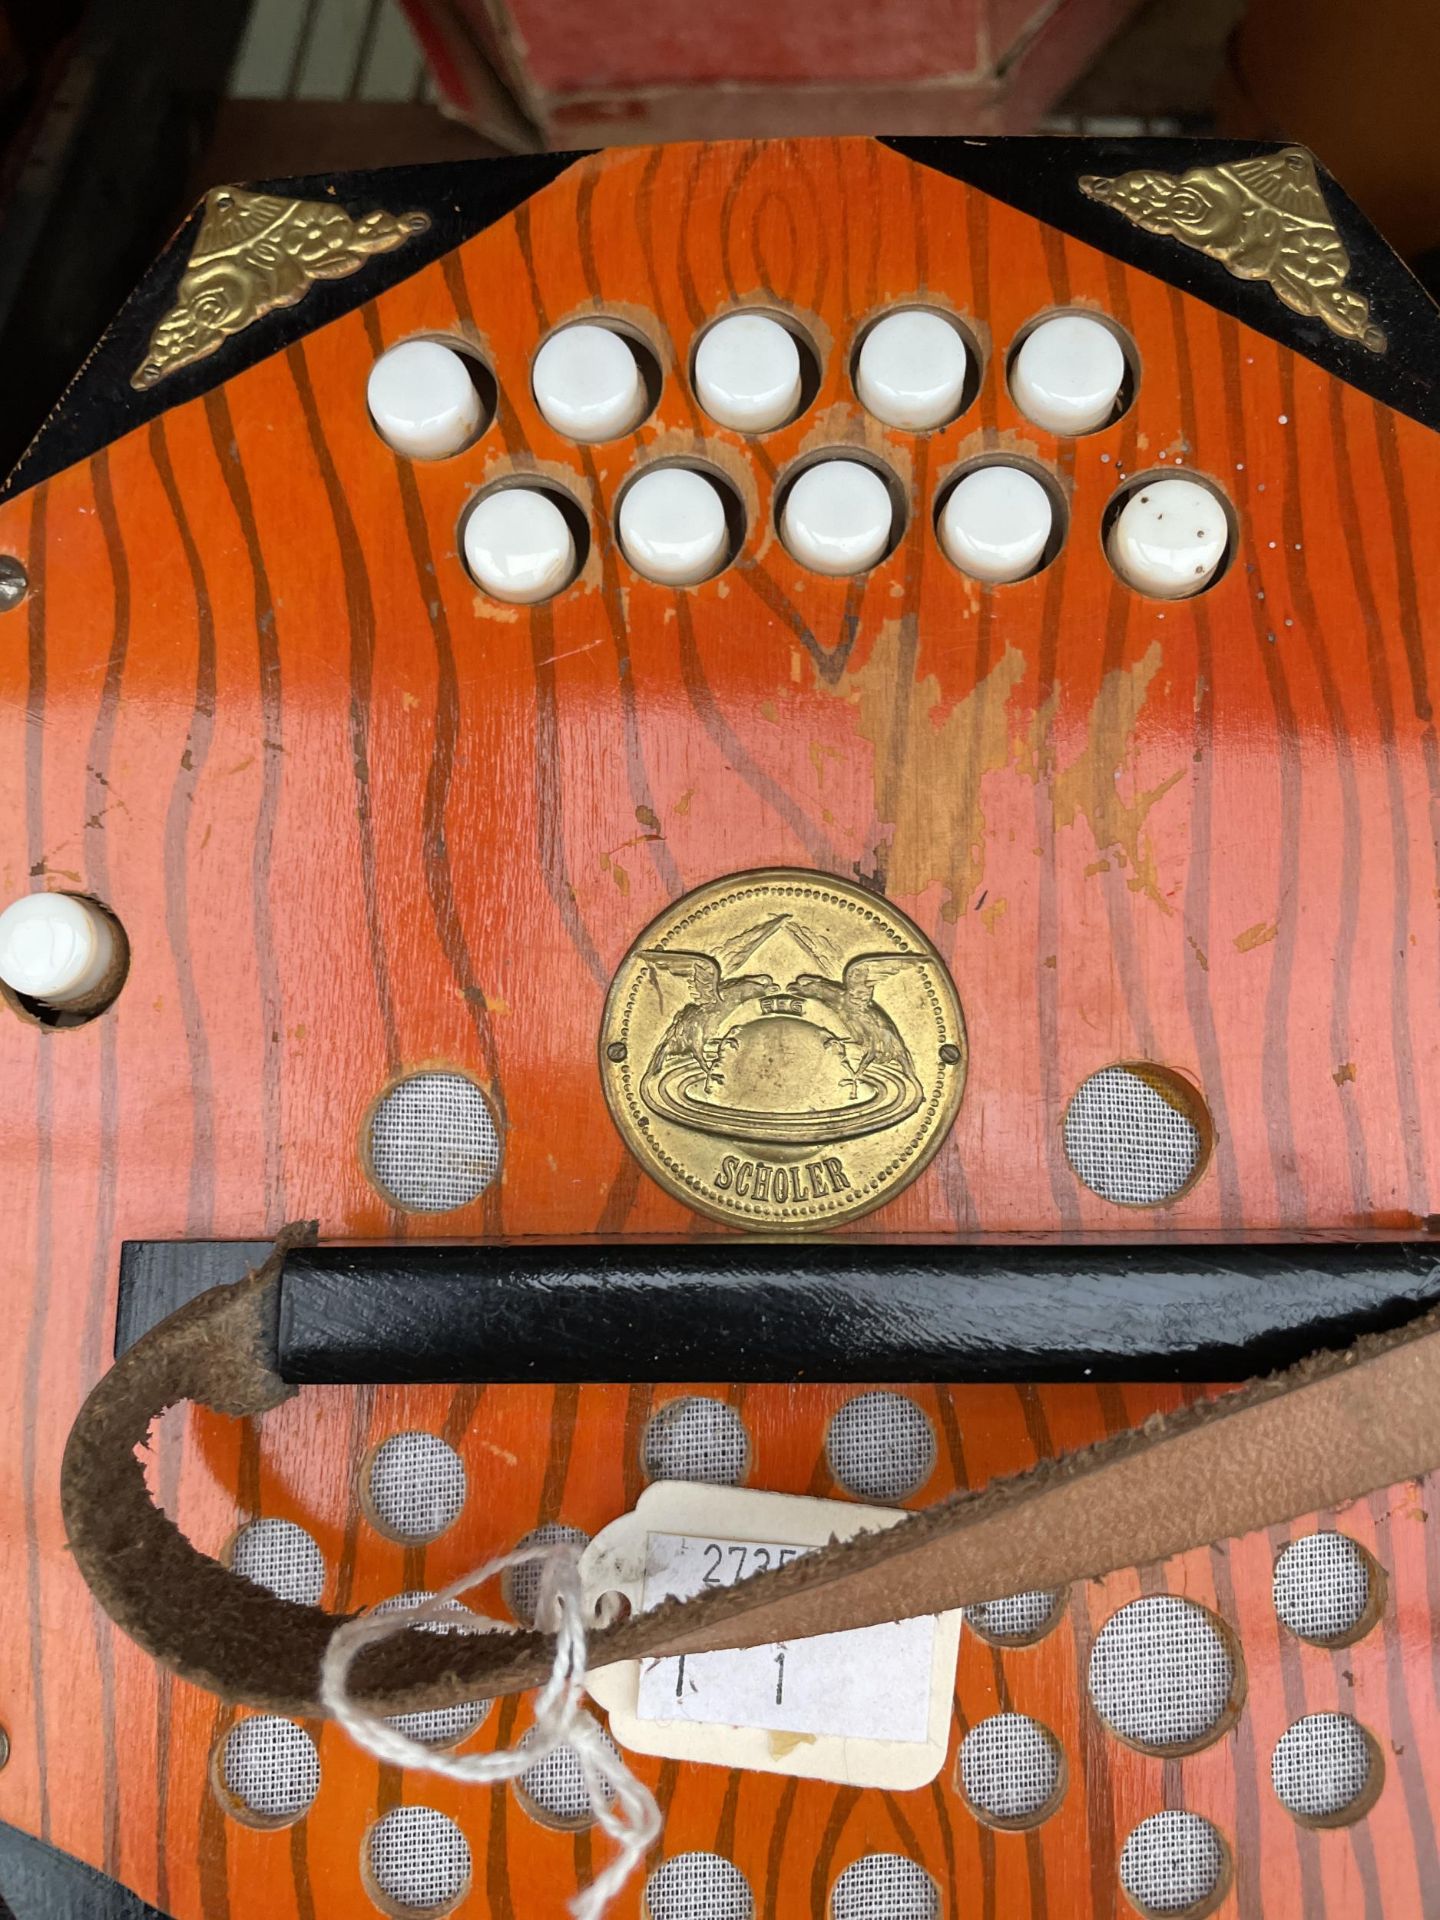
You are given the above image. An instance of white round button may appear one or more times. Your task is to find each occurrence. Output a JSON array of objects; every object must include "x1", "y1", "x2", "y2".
[
  {"x1": 0, "y1": 893, "x2": 118, "y2": 1007},
  {"x1": 463, "y1": 488, "x2": 576, "y2": 604},
  {"x1": 939, "y1": 465, "x2": 1054, "y2": 583},
  {"x1": 694, "y1": 312, "x2": 802, "y2": 433},
  {"x1": 1011, "y1": 314, "x2": 1126, "y2": 435},
  {"x1": 781, "y1": 460, "x2": 894, "y2": 575},
  {"x1": 618, "y1": 467, "x2": 730, "y2": 585},
  {"x1": 1108, "y1": 478, "x2": 1229, "y2": 598},
  {"x1": 856, "y1": 309, "x2": 968, "y2": 430},
  {"x1": 532, "y1": 324, "x2": 646, "y2": 441},
  {"x1": 367, "y1": 340, "x2": 483, "y2": 460}
]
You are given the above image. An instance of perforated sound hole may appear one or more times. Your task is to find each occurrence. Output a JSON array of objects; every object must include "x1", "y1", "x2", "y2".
[
  {"x1": 367, "y1": 1071, "x2": 500, "y2": 1212},
  {"x1": 1088, "y1": 1596, "x2": 1236, "y2": 1753},
  {"x1": 825, "y1": 1391, "x2": 936, "y2": 1501},
  {"x1": 829, "y1": 1854, "x2": 939, "y2": 1919},
  {"x1": 964, "y1": 1589, "x2": 1061, "y2": 1645},
  {"x1": 365, "y1": 1432, "x2": 467, "y2": 1541},
  {"x1": 1271, "y1": 1713, "x2": 1375, "y2": 1823},
  {"x1": 374, "y1": 1593, "x2": 492, "y2": 1749},
  {"x1": 1119, "y1": 1811, "x2": 1225, "y2": 1916},
  {"x1": 645, "y1": 1853, "x2": 755, "y2": 1920},
  {"x1": 220, "y1": 1717, "x2": 319, "y2": 1824},
  {"x1": 230, "y1": 1519, "x2": 326, "y2": 1606},
  {"x1": 504, "y1": 1523, "x2": 591, "y2": 1627},
  {"x1": 959, "y1": 1712, "x2": 1063, "y2": 1826},
  {"x1": 517, "y1": 1722, "x2": 621, "y2": 1828},
  {"x1": 366, "y1": 1806, "x2": 471, "y2": 1914},
  {"x1": 1273, "y1": 1533, "x2": 1373, "y2": 1644},
  {"x1": 1064, "y1": 1065, "x2": 1205, "y2": 1205},
  {"x1": 643, "y1": 1397, "x2": 749, "y2": 1484}
]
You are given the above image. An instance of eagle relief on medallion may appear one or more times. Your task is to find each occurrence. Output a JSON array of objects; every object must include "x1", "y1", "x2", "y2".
[{"x1": 600, "y1": 870, "x2": 967, "y2": 1228}]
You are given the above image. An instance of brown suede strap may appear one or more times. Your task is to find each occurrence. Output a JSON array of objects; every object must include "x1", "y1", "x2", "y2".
[{"x1": 61, "y1": 1231, "x2": 1440, "y2": 1718}]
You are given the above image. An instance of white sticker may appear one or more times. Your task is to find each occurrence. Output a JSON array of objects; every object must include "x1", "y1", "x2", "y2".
[
  {"x1": 637, "y1": 1531, "x2": 937, "y2": 1742},
  {"x1": 583, "y1": 1483, "x2": 961, "y2": 1788}
]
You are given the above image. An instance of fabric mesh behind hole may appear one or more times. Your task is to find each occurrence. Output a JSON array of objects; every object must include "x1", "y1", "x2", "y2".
[
  {"x1": 643, "y1": 1398, "x2": 749, "y2": 1485},
  {"x1": 959, "y1": 1713, "x2": 1061, "y2": 1821},
  {"x1": 518, "y1": 1722, "x2": 621, "y2": 1826},
  {"x1": 374, "y1": 1592, "x2": 491, "y2": 1748},
  {"x1": 506, "y1": 1523, "x2": 591, "y2": 1627},
  {"x1": 231, "y1": 1519, "x2": 325, "y2": 1606},
  {"x1": 830, "y1": 1853, "x2": 939, "y2": 1919},
  {"x1": 826, "y1": 1391, "x2": 936, "y2": 1501},
  {"x1": 368, "y1": 1806, "x2": 471, "y2": 1912},
  {"x1": 221, "y1": 1717, "x2": 319, "y2": 1820},
  {"x1": 367, "y1": 1432, "x2": 467, "y2": 1541},
  {"x1": 1273, "y1": 1533, "x2": 1371, "y2": 1642},
  {"x1": 368, "y1": 1071, "x2": 500, "y2": 1212},
  {"x1": 1064, "y1": 1066, "x2": 1201, "y2": 1204},
  {"x1": 645, "y1": 1852, "x2": 754, "y2": 1920},
  {"x1": 1272, "y1": 1713, "x2": 1372, "y2": 1819},
  {"x1": 1119, "y1": 1811, "x2": 1224, "y2": 1914},
  {"x1": 965, "y1": 1590, "x2": 1058, "y2": 1642},
  {"x1": 1088, "y1": 1596, "x2": 1233, "y2": 1750}
]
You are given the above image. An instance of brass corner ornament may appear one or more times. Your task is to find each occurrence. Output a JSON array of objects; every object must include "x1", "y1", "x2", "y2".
[
  {"x1": 1080, "y1": 146, "x2": 1386, "y2": 354},
  {"x1": 599, "y1": 870, "x2": 967, "y2": 1230},
  {"x1": 132, "y1": 187, "x2": 430, "y2": 390}
]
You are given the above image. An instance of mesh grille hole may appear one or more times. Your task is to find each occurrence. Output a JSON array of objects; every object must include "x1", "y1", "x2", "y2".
[
  {"x1": 365, "y1": 1433, "x2": 467, "y2": 1542},
  {"x1": 825, "y1": 1391, "x2": 936, "y2": 1502},
  {"x1": 1088, "y1": 1596, "x2": 1237, "y2": 1753},
  {"x1": 959, "y1": 1712, "x2": 1063, "y2": 1826},
  {"x1": 964, "y1": 1589, "x2": 1061, "y2": 1645},
  {"x1": 1273, "y1": 1533, "x2": 1374, "y2": 1644},
  {"x1": 645, "y1": 1853, "x2": 755, "y2": 1920},
  {"x1": 1064, "y1": 1065, "x2": 1206, "y2": 1206},
  {"x1": 504, "y1": 1523, "x2": 591, "y2": 1627},
  {"x1": 517, "y1": 1722, "x2": 621, "y2": 1829},
  {"x1": 219, "y1": 1717, "x2": 319, "y2": 1824},
  {"x1": 1272, "y1": 1713, "x2": 1376, "y2": 1824},
  {"x1": 643, "y1": 1397, "x2": 749, "y2": 1485},
  {"x1": 366, "y1": 1806, "x2": 471, "y2": 1914},
  {"x1": 1119, "y1": 1811, "x2": 1225, "y2": 1916},
  {"x1": 374, "y1": 1592, "x2": 492, "y2": 1749},
  {"x1": 230, "y1": 1519, "x2": 325, "y2": 1606},
  {"x1": 830, "y1": 1853, "x2": 939, "y2": 1919},
  {"x1": 367, "y1": 1071, "x2": 500, "y2": 1212}
]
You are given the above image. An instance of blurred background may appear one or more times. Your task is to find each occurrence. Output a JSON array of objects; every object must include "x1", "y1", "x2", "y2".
[{"x1": 0, "y1": 0, "x2": 1435, "y2": 473}]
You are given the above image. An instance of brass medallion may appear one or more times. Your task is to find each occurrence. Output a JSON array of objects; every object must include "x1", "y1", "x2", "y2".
[{"x1": 600, "y1": 869, "x2": 967, "y2": 1230}]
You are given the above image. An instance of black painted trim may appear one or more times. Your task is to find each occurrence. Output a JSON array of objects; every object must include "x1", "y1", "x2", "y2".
[
  {"x1": 0, "y1": 1819, "x2": 174, "y2": 1920},
  {"x1": 884, "y1": 136, "x2": 1440, "y2": 434},
  {"x1": 117, "y1": 1239, "x2": 1440, "y2": 1384}
]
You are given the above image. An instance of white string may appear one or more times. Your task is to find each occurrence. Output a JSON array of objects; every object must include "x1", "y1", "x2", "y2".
[{"x1": 321, "y1": 1542, "x2": 661, "y2": 1920}]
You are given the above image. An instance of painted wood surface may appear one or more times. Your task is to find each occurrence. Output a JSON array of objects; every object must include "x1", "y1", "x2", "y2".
[{"x1": 0, "y1": 137, "x2": 1438, "y2": 1918}]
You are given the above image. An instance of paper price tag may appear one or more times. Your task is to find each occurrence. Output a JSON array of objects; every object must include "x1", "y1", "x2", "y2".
[{"x1": 583, "y1": 1484, "x2": 961, "y2": 1788}]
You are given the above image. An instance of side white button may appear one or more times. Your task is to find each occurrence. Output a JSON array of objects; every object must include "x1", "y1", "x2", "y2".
[
  {"x1": 856, "y1": 309, "x2": 968, "y2": 430},
  {"x1": 1011, "y1": 314, "x2": 1126, "y2": 435},
  {"x1": 532, "y1": 324, "x2": 646, "y2": 441},
  {"x1": 0, "y1": 893, "x2": 117, "y2": 1007},
  {"x1": 939, "y1": 465, "x2": 1054, "y2": 583},
  {"x1": 619, "y1": 468, "x2": 729, "y2": 585},
  {"x1": 1108, "y1": 478, "x2": 1229, "y2": 597},
  {"x1": 463, "y1": 488, "x2": 577, "y2": 603},
  {"x1": 781, "y1": 460, "x2": 894, "y2": 575},
  {"x1": 367, "y1": 340, "x2": 483, "y2": 460},
  {"x1": 694, "y1": 312, "x2": 802, "y2": 433}
]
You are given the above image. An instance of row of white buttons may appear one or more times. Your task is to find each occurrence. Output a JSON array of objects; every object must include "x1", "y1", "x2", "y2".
[
  {"x1": 462, "y1": 464, "x2": 1228, "y2": 600},
  {"x1": 367, "y1": 309, "x2": 1131, "y2": 458}
]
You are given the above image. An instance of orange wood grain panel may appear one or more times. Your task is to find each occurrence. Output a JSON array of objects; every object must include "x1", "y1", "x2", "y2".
[{"x1": 0, "y1": 136, "x2": 1437, "y2": 1919}]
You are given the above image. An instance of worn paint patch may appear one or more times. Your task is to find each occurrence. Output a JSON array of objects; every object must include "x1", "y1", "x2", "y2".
[
  {"x1": 1333, "y1": 1061, "x2": 1357, "y2": 1086},
  {"x1": 840, "y1": 622, "x2": 1028, "y2": 918},
  {"x1": 1052, "y1": 641, "x2": 1184, "y2": 914},
  {"x1": 1235, "y1": 920, "x2": 1279, "y2": 953}
]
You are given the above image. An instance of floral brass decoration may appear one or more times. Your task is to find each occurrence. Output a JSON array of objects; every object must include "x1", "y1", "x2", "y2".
[
  {"x1": 132, "y1": 187, "x2": 430, "y2": 389},
  {"x1": 1080, "y1": 146, "x2": 1386, "y2": 353}
]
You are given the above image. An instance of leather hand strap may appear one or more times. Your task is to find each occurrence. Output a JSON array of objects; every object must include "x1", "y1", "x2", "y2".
[{"x1": 62, "y1": 1230, "x2": 1440, "y2": 1718}]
